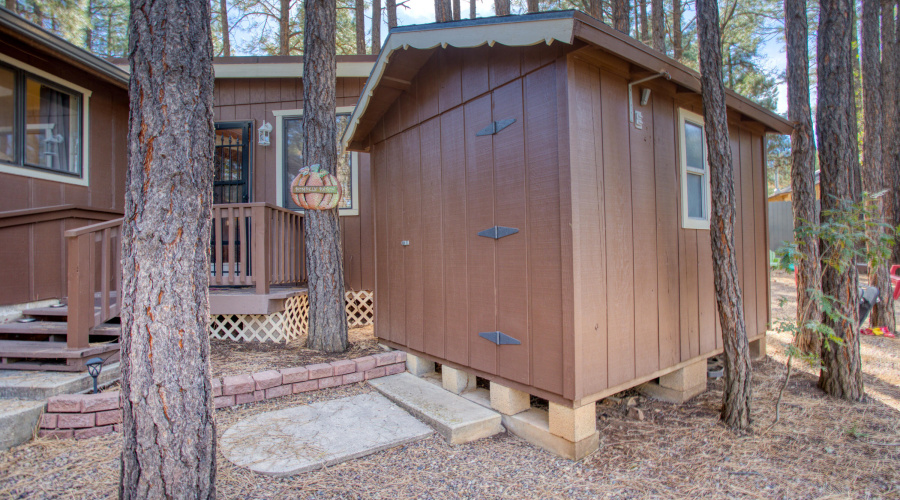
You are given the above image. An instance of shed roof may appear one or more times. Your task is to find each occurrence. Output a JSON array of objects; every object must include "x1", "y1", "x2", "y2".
[
  {"x1": 110, "y1": 54, "x2": 378, "y2": 79},
  {"x1": 0, "y1": 6, "x2": 129, "y2": 89},
  {"x1": 342, "y1": 10, "x2": 793, "y2": 151}
]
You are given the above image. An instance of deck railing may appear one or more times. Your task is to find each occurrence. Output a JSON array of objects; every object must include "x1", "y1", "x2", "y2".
[
  {"x1": 64, "y1": 203, "x2": 305, "y2": 346},
  {"x1": 65, "y1": 218, "x2": 122, "y2": 349},
  {"x1": 210, "y1": 203, "x2": 304, "y2": 294}
]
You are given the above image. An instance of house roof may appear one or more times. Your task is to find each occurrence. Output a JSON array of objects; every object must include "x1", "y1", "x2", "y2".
[
  {"x1": 341, "y1": 10, "x2": 793, "y2": 151},
  {"x1": 109, "y1": 55, "x2": 378, "y2": 79},
  {"x1": 0, "y1": 6, "x2": 129, "y2": 89}
]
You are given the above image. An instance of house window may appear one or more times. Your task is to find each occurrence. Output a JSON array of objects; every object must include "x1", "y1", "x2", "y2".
[
  {"x1": 0, "y1": 57, "x2": 88, "y2": 185},
  {"x1": 274, "y1": 107, "x2": 358, "y2": 215},
  {"x1": 678, "y1": 108, "x2": 711, "y2": 230}
]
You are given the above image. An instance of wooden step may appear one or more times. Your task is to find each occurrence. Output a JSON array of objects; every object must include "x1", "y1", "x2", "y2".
[
  {"x1": 0, "y1": 321, "x2": 121, "y2": 342},
  {"x1": 0, "y1": 340, "x2": 120, "y2": 372},
  {"x1": 21, "y1": 305, "x2": 69, "y2": 320}
]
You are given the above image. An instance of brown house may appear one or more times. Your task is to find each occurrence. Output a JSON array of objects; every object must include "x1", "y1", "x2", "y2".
[
  {"x1": 0, "y1": 6, "x2": 378, "y2": 368},
  {"x1": 344, "y1": 11, "x2": 790, "y2": 457}
]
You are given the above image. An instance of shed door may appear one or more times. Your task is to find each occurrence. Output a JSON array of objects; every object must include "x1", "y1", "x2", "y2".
[{"x1": 460, "y1": 84, "x2": 529, "y2": 384}]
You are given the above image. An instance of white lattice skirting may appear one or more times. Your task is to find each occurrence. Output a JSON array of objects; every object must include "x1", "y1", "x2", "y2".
[{"x1": 209, "y1": 290, "x2": 373, "y2": 343}]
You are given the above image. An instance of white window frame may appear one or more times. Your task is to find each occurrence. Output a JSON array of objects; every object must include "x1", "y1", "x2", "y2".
[
  {"x1": 0, "y1": 53, "x2": 91, "y2": 187},
  {"x1": 274, "y1": 106, "x2": 359, "y2": 216},
  {"x1": 677, "y1": 108, "x2": 711, "y2": 230}
]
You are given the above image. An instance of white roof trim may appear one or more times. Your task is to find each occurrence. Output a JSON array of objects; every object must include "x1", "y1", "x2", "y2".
[
  {"x1": 341, "y1": 16, "x2": 576, "y2": 149},
  {"x1": 113, "y1": 61, "x2": 375, "y2": 79}
]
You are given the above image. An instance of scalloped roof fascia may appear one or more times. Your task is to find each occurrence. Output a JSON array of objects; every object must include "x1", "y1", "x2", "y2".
[{"x1": 341, "y1": 15, "x2": 576, "y2": 150}]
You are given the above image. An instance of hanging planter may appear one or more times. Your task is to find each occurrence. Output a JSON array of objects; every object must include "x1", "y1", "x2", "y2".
[{"x1": 290, "y1": 164, "x2": 343, "y2": 210}]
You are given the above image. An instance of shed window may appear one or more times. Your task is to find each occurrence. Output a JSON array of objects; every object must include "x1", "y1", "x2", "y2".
[
  {"x1": 274, "y1": 107, "x2": 359, "y2": 216},
  {"x1": 678, "y1": 108, "x2": 711, "y2": 230},
  {"x1": 0, "y1": 55, "x2": 90, "y2": 186}
]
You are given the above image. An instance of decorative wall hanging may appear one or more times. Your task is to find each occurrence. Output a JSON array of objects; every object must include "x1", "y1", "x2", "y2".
[{"x1": 290, "y1": 164, "x2": 343, "y2": 210}]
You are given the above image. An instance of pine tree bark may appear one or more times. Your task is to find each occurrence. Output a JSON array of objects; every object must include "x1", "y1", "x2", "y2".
[
  {"x1": 613, "y1": 0, "x2": 630, "y2": 33},
  {"x1": 120, "y1": 0, "x2": 217, "y2": 496},
  {"x1": 303, "y1": 0, "x2": 349, "y2": 353},
  {"x1": 862, "y1": 0, "x2": 897, "y2": 329},
  {"x1": 652, "y1": 0, "x2": 665, "y2": 51},
  {"x1": 221, "y1": 0, "x2": 231, "y2": 56},
  {"x1": 885, "y1": 0, "x2": 900, "y2": 266},
  {"x1": 387, "y1": 0, "x2": 397, "y2": 28},
  {"x1": 816, "y1": 0, "x2": 865, "y2": 401},
  {"x1": 470, "y1": 0, "x2": 477, "y2": 18},
  {"x1": 849, "y1": 5, "x2": 863, "y2": 202},
  {"x1": 6, "y1": 0, "x2": 15, "y2": 14},
  {"x1": 372, "y1": 0, "x2": 381, "y2": 53},
  {"x1": 279, "y1": 0, "x2": 290, "y2": 55},
  {"x1": 673, "y1": 0, "x2": 684, "y2": 59},
  {"x1": 494, "y1": 0, "x2": 510, "y2": 15},
  {"x1": 696, "y1": 0, "x2": 753, "y2": 430},
  {"x1": 453, "y1": 0, "x2": 461, "y2": 19},
  {"x1": 528, "y1": 0, "x2": 540, "y2": 12},
  {"x1": 639, "y1": 0, "x2": 649, "y2": 40},
  {"x1": 85, "y1": 0, "x2": 93, "y2": 50},
  {"x1": 435, "y1": 0, "x2": 453, "y2": 21},
  {"x1": 589, "y1": 0, "x2": 601, "y2": 19},
  {"x1": 785, "y1": 0, "x2": 822, "y2": 353},
  {"x1": 356, "y1": 0, "x2": 366, "y2": 54}
]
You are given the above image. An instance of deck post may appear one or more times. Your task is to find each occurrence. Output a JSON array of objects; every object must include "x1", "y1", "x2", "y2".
[
  {"x1": 66, "y1": 233, "x2": 92, "y2": 349},
  {"x1": 252, "y1": 205, "x2": 270, "y2": 295}
]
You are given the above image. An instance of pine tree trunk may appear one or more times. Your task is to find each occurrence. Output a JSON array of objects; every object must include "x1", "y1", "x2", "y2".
[
  {"x1": 862, "y1": 0, "x2": 897, "y2": 329},
  {"x1": 120, "y1": 0, "x2": 217, "y2": 496},
  {"x1": 453, "y1": 0, "x2": 460, "y2": 19},
  {"x1": 673, "y1": 0, "x2": 684, "y2": 59},
  {"x1": 303, "y1": 0, "x2": 349, "y2": 353},
  {"x1": 6, "y1": 0, "x2": 15, "y2": 14},
  {"x1": 816, "y1": 0, "x2": 865, "y2": 401},
  {"x1": 494, "y1": 0, "x2": 510, "y2": 15},
  {"x1": 885, "y1": 0, "x2": 900, "y2": 266},
  {"x1": 435, "y1": 0, "x2": 453, "y2": 21},
  {"x1": 279, "y1": 0, "x2": 290, "y2": 55},
  {"x1": 639, "y1": 0, "x2": 649, "y2": 40},
  {"x1": 221, "y1": 0, "x2": 231, "y2": 56},
  {"x1": 85, "y1": 0, "x2": 93, "y2": 50},
  {"x1": 356, "y1": 0, "x2": 366, "y2": 54},
  {"x1": 849, "y1": 4, "x2": 863, "y2": 203},
  {"x1": 785, "y1": 0, "x2": 822, "y2": 353},
  {"x1": 528, "y1": 0, "x2": 540, "y2": 12},
  {"x1": 372, "y1": 0, "x2": 381, "y2": 53},
  {"x1": 652, "y1": 0, "x2": 665, "y2": 51},
  {"x1": 387, "y1": 0, "x2": 397, "y2": 28},
  {"x1": 470, "y1": 0, "x2": 477, "y2": 18},
  {"x1": 696, "y1": 0, "x2": 753, "y2": 430},
  {"x1": 613, "y1": 0, "x2": 630, "y2": 32}
]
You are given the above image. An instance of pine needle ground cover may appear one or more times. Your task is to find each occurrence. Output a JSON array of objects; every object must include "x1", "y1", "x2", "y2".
[{"x1": 1, "y1": 272, "x2": 898, "y2": 499}]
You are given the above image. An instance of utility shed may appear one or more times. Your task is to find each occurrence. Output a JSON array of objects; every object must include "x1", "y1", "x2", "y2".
[{"x1": 343, "y1": 12, "x2": 790, "y2": 416}]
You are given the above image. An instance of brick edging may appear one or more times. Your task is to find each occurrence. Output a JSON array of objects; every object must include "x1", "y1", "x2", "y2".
[{"x1": 38, "y1": 350, "x2": 407, "y2": 440}]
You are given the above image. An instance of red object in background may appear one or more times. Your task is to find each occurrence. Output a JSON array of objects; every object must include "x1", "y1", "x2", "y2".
[{"x1": 891, "y1": 265, "x2": 900, "y2": 301}]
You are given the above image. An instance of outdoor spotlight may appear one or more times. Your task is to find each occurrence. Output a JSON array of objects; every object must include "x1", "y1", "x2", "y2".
[
  {"x1": 86, "y1": 357, "x2": 103, "y2": 394},
  {"x1": 640, "y1": 88, "x2": 652, "y2": 106}
]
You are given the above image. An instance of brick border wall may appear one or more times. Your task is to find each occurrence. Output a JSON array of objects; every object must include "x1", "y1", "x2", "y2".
[{"x1": 38, "y1": 350, "x2": 407, "y2": 440}]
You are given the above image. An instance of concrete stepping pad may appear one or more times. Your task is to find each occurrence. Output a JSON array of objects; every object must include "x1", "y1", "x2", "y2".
[
  {"x1": 0, "y1": 398, "x2": 45, "y2": 450},
  {"x1": 368, "y1": 372, "x2": 503, "y2": 445},
  {"x1": 220, "y1": 392, "x2": 432, "y2": 476}
]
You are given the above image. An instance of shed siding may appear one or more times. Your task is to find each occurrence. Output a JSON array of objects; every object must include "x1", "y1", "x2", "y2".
[
  {"x1": 213, "y1": 77, "x2": 374, "y2": 290},
  {"x1": 371, "y1": 46, "x2": 570, "y2": 399},
  {"x1": 568, "y1": 55, "x2": 770, "y2": 401}
]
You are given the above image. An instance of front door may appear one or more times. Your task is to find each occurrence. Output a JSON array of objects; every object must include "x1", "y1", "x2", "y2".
[{"x1": 214, "y1": 121, "x2": 252, "y2": 203}]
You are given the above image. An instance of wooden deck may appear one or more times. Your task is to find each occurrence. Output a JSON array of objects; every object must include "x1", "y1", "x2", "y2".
[{"x1": 209, "y1": 285, "x2": 308, "y2": 315}]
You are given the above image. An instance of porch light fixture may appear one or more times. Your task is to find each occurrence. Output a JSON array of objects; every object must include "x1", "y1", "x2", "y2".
[
  {"x1": 628, "y1": 70, "x2": 671, "y2": 127},
  {"x1": 86, "y1": 357, "x2": 103, "y2": 394},
  {"x1": 258, "y1": 121, "x2": 273, "y2": 146}
]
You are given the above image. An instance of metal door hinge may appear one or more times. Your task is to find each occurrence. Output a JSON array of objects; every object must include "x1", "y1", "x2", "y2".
[
  {"x1": 477, "y1": 226, "x2": 519, "y2": 239},
  {"x1": 476, "y1": 118, "x2": 516, "y2": 136},
  {"x1": 479, "y1": 331, "x2": 521, "y2": 345}
]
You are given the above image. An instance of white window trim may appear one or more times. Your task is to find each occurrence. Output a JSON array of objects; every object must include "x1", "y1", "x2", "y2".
[
  {"x1": 0, "y1": 53, "x2": 91, "y2": 187},
  {"x1": 273, "y1": 107, "x2": 359, "y2": 216},
  {"x1": 677, "y1": 108, "x2": 711, "y2": 230}
]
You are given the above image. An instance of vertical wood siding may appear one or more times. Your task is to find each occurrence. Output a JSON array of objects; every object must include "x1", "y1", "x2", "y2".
[
  {"x1": 213, "y1": 76, "x2": 374, "y2": 290},
  {"x1": 368, "y1": 46, "x2": 771, "y2": 403}
]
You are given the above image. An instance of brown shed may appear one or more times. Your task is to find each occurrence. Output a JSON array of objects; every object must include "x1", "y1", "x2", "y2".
[{"x1": 343, "y1": 11, "x2": 789, "y2": 416}]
